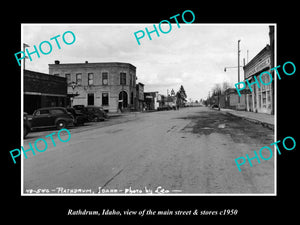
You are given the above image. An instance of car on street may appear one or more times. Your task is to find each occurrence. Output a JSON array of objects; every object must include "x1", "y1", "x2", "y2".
[
  {"x1": 23, "y1": 112, "x2": 31, "y2": 138},
  {"x1": 85, "y1": 106, "x2": 109, "y2": 122},
  {"x1": 73, "y1": 105, "x2": 93, "y2": 122},
  {"x1": 28, "y1": 107, "x2": 74, "y2": 130},
  {"x1": 157, "y1": 105, "x2": 172, "y2": 111},
  {"x1": 66, "y1": 107, "x2": 87, "y2": 126},
  {"x1": 211, "y1": 104, "x2": 220, "y2": 110}
]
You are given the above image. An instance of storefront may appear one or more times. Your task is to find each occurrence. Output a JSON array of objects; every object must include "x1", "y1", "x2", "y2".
[
  {"x1": 24, "y1": 70, "x2": 67, "y2": 114},
  {"x1": 243, "y1": 45, "x2": 274, "y2": 114}
]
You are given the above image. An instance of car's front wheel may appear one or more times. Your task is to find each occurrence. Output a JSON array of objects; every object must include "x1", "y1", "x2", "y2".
[{"x1": 56, "y1": 120, "x2": 66, "y2": 129}]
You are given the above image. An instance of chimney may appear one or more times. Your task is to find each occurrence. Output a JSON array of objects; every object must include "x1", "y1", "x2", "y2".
[
  {"x1": 85, "y1": 61, "x2": 88, "y2": 63},
  {"x1": 55, "y1": 60, "x2": 60, "y2": 64}
]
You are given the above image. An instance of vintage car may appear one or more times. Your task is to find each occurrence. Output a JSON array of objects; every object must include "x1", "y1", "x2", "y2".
[{"x1": 29, "y1": 107, "x2": 74, "y2": 130}]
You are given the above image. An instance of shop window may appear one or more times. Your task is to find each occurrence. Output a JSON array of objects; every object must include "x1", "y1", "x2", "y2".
[
  {"x1": 88, "y1": 93, "x2": 94, "y2": 105},
  {"x1": 262, "y1": 92, "x2": 266, "y2": 107}
]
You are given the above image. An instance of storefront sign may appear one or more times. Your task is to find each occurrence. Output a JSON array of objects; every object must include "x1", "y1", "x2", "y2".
[
  {"x1": 246, "y1": 57, "x2": 271, "y2": 78},
  {"x1": 235, "y1": 61, "x2": 296, "y2": 97}
]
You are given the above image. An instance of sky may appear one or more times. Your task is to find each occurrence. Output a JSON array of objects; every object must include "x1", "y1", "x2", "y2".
[{"x1": 22, "y1": 24, "x2": 272, "y2": 101}]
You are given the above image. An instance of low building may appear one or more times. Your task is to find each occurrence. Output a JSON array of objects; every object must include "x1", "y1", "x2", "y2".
[
  {"x1": 49, "y1": 61, "x2": 137, "y2": 112},
  {"x1": 243, "y1": 45, "x2": 273, "y2": 114},
  {"x1": 157, "y1": 94, "x2": 166, "y2": 108},
  {"x1": 144, "y1": 92, "x2": 159, "y2": 110},
  {"x1": 165, "y1": 95, "x2": 177, "y2": 107},
  {"x1": 24, "y1": 70, "x2": 67, "y2": 114},
  {"x1": 224, "y1": 88, "x2": 249, "y2": 110}
]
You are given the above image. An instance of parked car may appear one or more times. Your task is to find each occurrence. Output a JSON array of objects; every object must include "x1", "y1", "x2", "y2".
[
  {"x1": 23, "y1": 112, "x2": 31, "y2": 138},
  {"x1": 211, "y1": 104, "x2": 220, "y2": 110},
  {"x1": 66, "y1": 107, "x2": 87, "y2": 126},
  {"x1": 73, "y1": 105, "x2": 93, "y2": 122},
  {"x1": 85, "y1": 106, "x2": 109, "y2": 121},
  {"x1": 157, "y1": 105, "x2": 172, "y2": 111},
  {"x1": 29, "y1": 107, "x2": 74, "y2": 130}
]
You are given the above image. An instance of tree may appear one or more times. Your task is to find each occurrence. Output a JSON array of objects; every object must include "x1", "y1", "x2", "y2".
[
  {"x1": 211, "y1": 84, "x2": 222, "y2": 108},
  {"x1": 179, "y1": 85, "x2": 187, "y2": 99},
  {"x1": 176, "y1": 85, "x2": 187, "y2": 107},
  {"x1": 170, "y1": 89, "x2": 175, "y2": 96},
  {"x1": 221, "y1": 81, "x2": 232, "y2": 94}
]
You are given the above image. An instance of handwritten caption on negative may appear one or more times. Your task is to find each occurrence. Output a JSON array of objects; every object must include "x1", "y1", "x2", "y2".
[{"x1": 25, "y1": 186, "x2": 182, "y2": 194}]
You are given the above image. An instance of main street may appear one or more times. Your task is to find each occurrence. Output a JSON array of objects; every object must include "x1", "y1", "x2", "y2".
[{"x1": 23, "y1": 107, "x2": 275, "y2": 194}]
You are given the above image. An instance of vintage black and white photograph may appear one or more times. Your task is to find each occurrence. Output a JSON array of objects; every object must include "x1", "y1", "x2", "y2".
[{"x1": 21, "y1": 23, "x2": 276, "y2": 195}]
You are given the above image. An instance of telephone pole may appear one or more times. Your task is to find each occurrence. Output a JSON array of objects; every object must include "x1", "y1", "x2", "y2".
[{"x1": 238, "y1": 40, "x2": 241, "y2": 103}]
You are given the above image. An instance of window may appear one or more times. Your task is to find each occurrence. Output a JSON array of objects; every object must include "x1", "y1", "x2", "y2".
[
  {"x1": 65, "y1": 74, "x2": 71, "y2": 83},
  {"x1": 102, "y1": 93, "x2": 109, "y2": 106},
  {"x1": 76, "y1": 73, "x2": 82, "y2": 85},
  {"x1": 88, "y1": 73, "x2": 94, "y2": 86},
  {"x1": 130, "y1": 73, "x2": 132, "y2": 86},
  {"x1": 262, "y1": 92, "x2": 266, "y2": 107},
  {"x1": 50, "y1": 109, "x2": 65, "y2": 114},
  {"x1": 120, "y1": 72, "x2": 126, "y2": 85},
  {"x1": 35, "y1": 109, "x2": 49, "y2": 115},
  {"x1": 88, "y1": 93, "x2": 94, "y2": 105},
  {"x1": 102, "y1": 72, "x2": 108, "y2": 85}
]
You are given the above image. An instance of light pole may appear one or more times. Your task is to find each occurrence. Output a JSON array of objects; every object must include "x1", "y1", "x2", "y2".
[
  {"x1": 224, "y1": 40, "x2": 242, "y2": 104},
  {"x1": 23, "y1": 43, "x2": 29, "y2": 71},
  {"x1": 238, "y1": 40, "x2": 241, "y2": 103}
]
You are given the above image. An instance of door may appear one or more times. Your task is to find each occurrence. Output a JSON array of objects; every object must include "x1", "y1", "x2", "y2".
[
  {"x1": 87, "y1": 93, "x2": 94, "y2": 105},
  {"x1": 119, "y1": 91, "x2": 128, "y2": 108}
]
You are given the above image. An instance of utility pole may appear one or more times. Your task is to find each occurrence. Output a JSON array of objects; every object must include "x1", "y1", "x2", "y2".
[{"x1": 238, "y1": 40, "x2": 241, "y2": 104}]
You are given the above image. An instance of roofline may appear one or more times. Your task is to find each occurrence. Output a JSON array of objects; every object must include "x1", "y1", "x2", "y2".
[
  {"x1": 243, "y1": 44, "x2": 271, "y2": 70},
  {"x1": 48, "y1": 61, "x2": 136, "y2": 69}
]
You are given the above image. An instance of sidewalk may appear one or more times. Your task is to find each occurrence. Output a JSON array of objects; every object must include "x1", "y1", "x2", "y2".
[{"x1": 220, "y1": 108, "x2": 275, "y2": 130}]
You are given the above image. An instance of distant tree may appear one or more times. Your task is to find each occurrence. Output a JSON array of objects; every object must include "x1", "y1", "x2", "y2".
[
  {"x1": 211, "y1": 84, "x2": 222, "y2": 108},
  {"x1": 170, "y1": 89, "x2": 175, "y2": 96},
  {"x1": 175, "y1": 85, "x2": 187, "y2": 106},
  {"x1": 176, "y1": 85, "x2": 187, "y2": 107},
  {"x1": 221, "y1": 81, "x2": 232, "y2": 94},
  {"x1": 179, "y1": 85, "x2": 187, "y2": 99}
]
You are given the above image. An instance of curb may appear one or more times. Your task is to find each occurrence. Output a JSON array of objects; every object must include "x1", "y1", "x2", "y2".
[{"x1": 224, "y1": 111, "x2": 274, "y2": 130}]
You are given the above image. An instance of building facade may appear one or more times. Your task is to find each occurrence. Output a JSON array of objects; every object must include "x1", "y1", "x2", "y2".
[
  {"x1": 24, "y1": 70, "x2": 67, "y2": 114},
  {"x1": 49, "y1": 61, "x2": 137, "y2": 112},
  {"x1": 224, "y1": 88, "x2": 249, "y2": 110},
  {"x1": 243, "y1": 45, "x2": 273, "y2": 114},
  {"x1": 144, "y1": 92, "x2": 159, "y2": 110},
  {"x1": 136, "y1": 82, "x2": 144, "y2": 111}
]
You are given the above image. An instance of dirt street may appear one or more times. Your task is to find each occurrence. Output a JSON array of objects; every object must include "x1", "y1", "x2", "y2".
[{"x1": 23, "y1": 107, "x2": 274, "y2": 194}]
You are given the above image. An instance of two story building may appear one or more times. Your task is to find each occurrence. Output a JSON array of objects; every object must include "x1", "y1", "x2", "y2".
[{"x1": 49, "y1": 61, "x2": 137, "y2": 113}]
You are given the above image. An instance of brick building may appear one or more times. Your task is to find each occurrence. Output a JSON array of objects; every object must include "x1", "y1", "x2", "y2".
[
  {"x1": 24, "y1": 70, "x2": 67, "y2": 114},
  {"x1": 49, "y1": 61, "x2": 137, "y2": 112}
]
